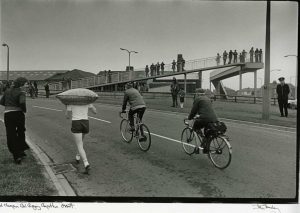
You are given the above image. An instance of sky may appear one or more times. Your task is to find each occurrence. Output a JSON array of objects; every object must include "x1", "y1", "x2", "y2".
[{"x1": 0, "y1": 0, "x2": 298, "y2": 90}]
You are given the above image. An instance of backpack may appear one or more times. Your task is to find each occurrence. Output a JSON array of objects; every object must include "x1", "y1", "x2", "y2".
[{"x1": 204, "y1": 121, "x2": 227, "y2": 137}]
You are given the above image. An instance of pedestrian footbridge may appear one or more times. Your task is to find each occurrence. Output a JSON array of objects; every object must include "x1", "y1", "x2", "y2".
[{"x1": 50, "y1": 55, "x2": 263, "y2": 97}]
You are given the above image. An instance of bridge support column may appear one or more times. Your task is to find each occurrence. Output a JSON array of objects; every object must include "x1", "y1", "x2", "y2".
[
  {"x1": 184, "y1": 73, "x2": 187, "y2": 93},
  {"x1": 239, "y1": 70, "x2": 242, "y2": 90},
  {"x1": 254, "y1": 70, "x2": 257, "y2": 96},
  {"x1": 198, "y1": 71, "x2": 202, "y2": 88}
]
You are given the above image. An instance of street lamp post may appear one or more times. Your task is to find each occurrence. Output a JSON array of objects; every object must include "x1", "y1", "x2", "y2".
[
  {"x1": 120, "y1": 48, "x2": 138, "y2": 71},
  {"x1": 284, "y1": 54, "x2": 298, "y2": 99},
  {"x1": 2, "y1": 43, "x2": 9, "y2": 81}
]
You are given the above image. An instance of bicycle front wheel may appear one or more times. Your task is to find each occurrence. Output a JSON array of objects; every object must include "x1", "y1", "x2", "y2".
[
  {"x1": 137, "y1": 124, "x2": 151, "y2": 152},
  {"x1": 181, "y1": 127, "x2": 197, "y2": 155},
  {"x1": 208, "y1": 135, "x2": 232, "y2": 169},
  {"x1": 120, "y1": 119, "x2": 133, "y2": 143}
]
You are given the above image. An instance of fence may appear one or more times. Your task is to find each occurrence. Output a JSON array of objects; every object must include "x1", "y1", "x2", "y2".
[{"x1": 212, "y1": 94, "x2": 277, "y2": 105}]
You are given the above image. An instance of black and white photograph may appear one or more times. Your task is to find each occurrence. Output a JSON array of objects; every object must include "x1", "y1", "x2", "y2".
[{"x1": 0, "y1": 0, "x2": 298, "y2": 211}]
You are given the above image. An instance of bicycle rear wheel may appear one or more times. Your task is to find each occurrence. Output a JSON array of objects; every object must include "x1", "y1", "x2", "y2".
[
  {"x1": 208, "y1": 135, "x2": 232, "y2": 169},
  {"x1": 137, "y1": 124, "x2": 151, "y2": 152},
  {"x1": 181, "y1": 127, "x2": 197, "y2": 155},
  {"x1": 120, "y1": 119, "x2": 133, "y2": 143}
]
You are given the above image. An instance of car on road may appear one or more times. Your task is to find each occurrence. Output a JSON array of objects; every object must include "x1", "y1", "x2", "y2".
[{"x1": 288, "y1": 99, "x2": 297, "y2": 109}]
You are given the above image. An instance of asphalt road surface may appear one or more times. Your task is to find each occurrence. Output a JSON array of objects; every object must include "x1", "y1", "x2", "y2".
[{"x1": 3, "y1": 98, "x2": 297, "y2": 199}]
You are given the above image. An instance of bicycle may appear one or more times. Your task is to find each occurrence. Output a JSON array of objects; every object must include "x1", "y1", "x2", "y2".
[
  {"x1": 181, "y1": 117, "x2": 232, "y2": 169},
  {"x1": 119, "y1": 110, "x2": 151, "y2": 151}
]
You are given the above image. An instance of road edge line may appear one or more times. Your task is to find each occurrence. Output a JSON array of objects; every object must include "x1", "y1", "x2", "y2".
[{"x1": 26, "y1": 135, "x2": 77, "y2": 196}]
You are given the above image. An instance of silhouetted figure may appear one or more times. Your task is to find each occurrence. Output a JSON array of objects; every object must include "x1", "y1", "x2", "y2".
[
  {"x1": 172, "y1": 60, "x2": 176, "y2": 72},
  {"x1": 161, "y1": 62, "x2": 165, "y2": 75},
  {"x1": 228, "y1": 50, "x2": 233, "y2": 64},
  {"x1": 223, "y1": 51, "x2": 228, "y2": 65},
  {"x1": 108, "y1": 70, "x2": 112, "y2": 83},
  {"x1": 44, "y1": 82, "x2": 50, "y2": 98},
  {"x1": 233, "y1": 50, "x2": 238, "y2": 63},
  {"x1": 216, "y1": 53, "x2": 221, "y2": 66},
  {"x1": 150, "y1": 63, "x2": 155, "y2": 76},
  {"x1": 242, "y1": 49, "x2": 247, "y2": 62},
  {"x1": 170, "y1": 77, "x2": 180, "y2": 107},
  {"x1": 249, "y1": 47, "x2": 254, "y2": 62},
  {"x1": 156, "y1": 62, "x2": 160, "y2": 75},
  {"x1": 239, "y1": 53, "x2": 243, "y2": 63},
  {"x1": 259, "y1": 49, "x2": 263, "y2": 62},
  {"x1": 145, "y1": 65, "x2": 149, "y2": 77},
  {"x1": 182, "y1": 58, "x2": 185, "y2": 71},
  {"x1": 254, "y1": 48, "x2": 259, "y2": 62}
]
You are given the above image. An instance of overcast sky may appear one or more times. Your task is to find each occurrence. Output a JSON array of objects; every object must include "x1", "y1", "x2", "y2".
[{"x1": 0, "y1": 0, "x2": 298, "y2": 90}]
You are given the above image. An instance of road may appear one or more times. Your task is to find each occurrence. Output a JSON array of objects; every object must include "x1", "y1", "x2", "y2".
[{"x1": 2, "y1": 98, "x2": 297, "y2": 198}]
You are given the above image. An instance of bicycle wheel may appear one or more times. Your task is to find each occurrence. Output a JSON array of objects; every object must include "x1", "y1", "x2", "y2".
[
  {"x1": 120, "y1": 119, "x2": 133, "y2": 143},
  {"x1": 137, "y1": 124, "x2": 151, "y2": 152},
  {"x1": 208, "y1": 135, "x2": 232, "y2": 169},
  {"x1": 181, "y1": 127, "x2": 197, "y2": 155}
]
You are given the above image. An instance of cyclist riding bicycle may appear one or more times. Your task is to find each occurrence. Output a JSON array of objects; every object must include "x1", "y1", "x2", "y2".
[
  {"x1": 188, "y1": 88, "x2": 218, "y2": 153},
  {"x1": 122, "y1": 82, "x2": 147, "y2": 142}
]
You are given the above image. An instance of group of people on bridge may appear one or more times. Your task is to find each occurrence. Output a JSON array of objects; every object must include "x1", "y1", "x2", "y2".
[{"x1": 216, "y1": 47, "x2": 263, "y2": 66}]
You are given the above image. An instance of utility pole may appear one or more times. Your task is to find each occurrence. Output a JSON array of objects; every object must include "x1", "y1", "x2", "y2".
[{"x1": 262, "y1": 1, "x2": 271, "y2": 120}]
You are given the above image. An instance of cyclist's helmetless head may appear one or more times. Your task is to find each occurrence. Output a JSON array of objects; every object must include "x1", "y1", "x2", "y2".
[{"x1": 195, "y1": 88, "x2": 206, "y2": 96}]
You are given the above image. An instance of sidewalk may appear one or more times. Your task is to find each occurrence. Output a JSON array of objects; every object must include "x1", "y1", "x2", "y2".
[{"x1": 0, "y1": 120, "x2": 58, "y2": 197}]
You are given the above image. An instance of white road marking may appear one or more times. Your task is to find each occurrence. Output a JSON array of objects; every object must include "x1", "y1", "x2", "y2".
[
  {"x1": 33, "y1": 105, "x2": 63, "y2": 112},
  {"x1": 32, "y1": 105, "x2": 111, "y2": 124},
  {"x1": 89, "y1": 116, "x2": 111, "y2": 124}
]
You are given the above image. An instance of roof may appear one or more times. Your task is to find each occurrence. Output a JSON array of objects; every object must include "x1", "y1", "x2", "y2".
[
  {"x1": 0, "y1": 70, "x2": 68, "y2": 81},
  {"x1": 45, "y1": 69, "x2": 95, "y2": 81}
]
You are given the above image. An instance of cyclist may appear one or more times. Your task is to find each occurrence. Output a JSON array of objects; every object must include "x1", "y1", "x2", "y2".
[
  {"x1": 188, "y1": 88, "x2": 218, "y2": 153},
  {"x1": 122, "y1": 82, "x2": 147, "y2": 141}
]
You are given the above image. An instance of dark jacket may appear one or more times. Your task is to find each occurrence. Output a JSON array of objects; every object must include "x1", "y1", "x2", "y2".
[
  {"x1": 171, "y1": 83, "x2": 179, "y2": 95},
  {"x1": 122, "y1": 88, "x2": 146, "y2": 111},
  {"x1": 188, "y1": 95, "x2": 218, "y2": 122},
  {"x1": 0, "y1": 87, "x2": 26, "y2": 112},
  {"x1": 276, "y1": 84, "x2": 290, "y2": 101}
]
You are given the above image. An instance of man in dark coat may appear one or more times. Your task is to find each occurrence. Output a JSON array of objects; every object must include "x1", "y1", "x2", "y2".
[
  {"x1": 228, "y1": 50, "x2": 233, "y2": 64},
  {"x1": 276, "y1": 77, "x2": 290, "y2": 117},
  {"x1": 170, "y1": 77, "x2": 180, "y2": 107}
]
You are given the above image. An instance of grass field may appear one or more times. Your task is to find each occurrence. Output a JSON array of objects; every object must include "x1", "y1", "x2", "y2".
[
  {"x1": 0, "y1": 124, "x2": 57, "y2": 196},
  {"x1": 96, "y1": 93, "x2": 297, "y2": 128}
]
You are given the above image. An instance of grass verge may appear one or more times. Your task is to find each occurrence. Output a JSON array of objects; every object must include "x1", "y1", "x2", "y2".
[{"x1": 0, "y1": 123, "x2": 57, "y2": 196}]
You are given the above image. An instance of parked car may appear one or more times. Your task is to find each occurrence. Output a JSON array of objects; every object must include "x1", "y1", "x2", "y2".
[{"x1": 288, "y1": 99, "x2": 297, "y2": 109}]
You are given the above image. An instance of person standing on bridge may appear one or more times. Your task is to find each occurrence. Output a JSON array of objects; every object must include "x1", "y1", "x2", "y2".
[
  {"x1": 145, "y1": 65, "x2": 149, "y2": 77},
  {"x1": 182, "y1": 58, "x2": 185, "y2": 71},
  {"x1": 276, "y1": 77, "x2": 290, "y2": 117},
  {"x1": 254, "y1": 48, "x2": 259, "y2": 62},
  {"x1": 239, "y1": 53, "x2": 243, "y2": 63},
  {"x1": 223, "y1": 51, "x2": 228, "y2": 65},
  {"x1": 160, "y1": 62, "x2": 165, "y2": 75},
  {"x1": 65, "y1": 103, "x2": 97, "y2": 174},
  {"x1": 170, "y1": 77, "x2": 180, "y2": 107},
  {"x1": 233, "y1": 50, "x2": 238, "y2": 63},
  {"x1": 216, "y1": 53, "x2": 221, "y2": 66},
  {"x1": 259, "y1": 49, "x2": 263, "y2": 62},
  {"x1": 172, "y1": 60, "x2": 176, "y2": 72},
  {"x1": 242, "y1": 49, "x2": 247, "y2": 62},
  {"x1": 156, "y1": 62, "x2": 160, "y2": 75},
  {"x1": 249, "y1": 47, "x2": 254, "y2": 62},
  {"x1": 228, "y1": 50, "x2": 233, "y2": 64},
  {"x1": 0, "y1": 77, "x2": 29, "y2": 164},
  {"x1": 150, "y1": 63, "x2": 155, "y2": 76}
]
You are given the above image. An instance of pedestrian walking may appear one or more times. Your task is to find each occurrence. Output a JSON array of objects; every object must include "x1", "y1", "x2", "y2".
[
  {"x1": 242, "y1": 49, "x2": 247, "y2": 62},
  {"x1": 156, "y1": 62, "x2": 160, "y2": 75},
  {"x1": 259, "y1": 49, "x2": 263, "y2": 62},
  {"x1": 33, "y1": 81, "x2": 38, "y2": 97},
  {"x1": 172, "y1": 60, "x2": 176, "y2": 72},
  {"x1": 178, "y1": 87, "x2": 185, "y2": 109},
  {"x1": 145, "y1": 65, "x2": 149, "y2": 77},
  {"x1": 249, "y1": 47, "x2": 254, "y2": 62},
  {"x1": 160, "y1": 62, "x2": 165, "y2": 75},
  {"x1": 254, "y1": 48, "x2": 259, "y2": 62},
  {"x1": 276, "y1": 77, "x2": 290, "y2": 117},
  {"x1": 44, "y1": 82, "x2": 50, "y2": 98},
  {"x1": 223, "y1": 51, "x2": 228, "y2": 65},
  {"x1": 65, "y1": 103, "x2": 97, "y2": 174},
  {"x1": 228, "y1": 50, "x2": 233, "y2": 64},
  {"x1": 150, "y1": 63, "x2": 155, "y2": 76},
  {"x1": 233, "y1": 50, "x2": 238, "y2": 63},
  {"x1": 170, "y1": 77, "x2": 180, "y2": 107},
  {"x1": 0, "y1": 77, "x2": 29, "y2": 164},
  {"x1": 216, "y1": 53, "x2": 221, "y2": 66}
]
